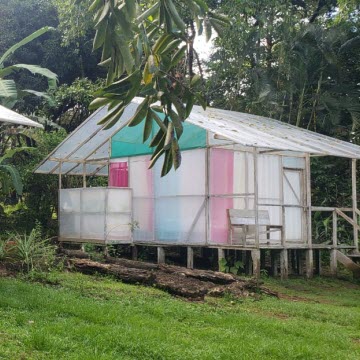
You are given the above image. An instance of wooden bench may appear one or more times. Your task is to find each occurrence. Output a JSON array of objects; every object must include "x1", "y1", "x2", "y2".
[{"x1": 227, "y1": 209, "x2": 282, "y2": 245}]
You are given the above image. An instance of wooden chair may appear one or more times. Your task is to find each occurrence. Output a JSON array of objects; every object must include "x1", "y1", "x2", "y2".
[{"x1": 227, "y1": 209, "x2": 282, "y2": 245}]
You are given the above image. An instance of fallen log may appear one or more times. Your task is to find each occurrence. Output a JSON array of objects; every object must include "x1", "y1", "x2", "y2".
[
  {"x1": 106, "y1": 256, "x2": 158, "y2": 271},
  {"x1": 154, "y1": 273, "x2": 214, "y2": 300},
  {"x1": 68, "y1": 258, "x2": 278, "y2": 300},
  {"x1": 69, "y1": 259, "x2": 155, "y2": 285},
  {"x1": 158, "y1": 264, "x2": 237, "y2": 284}
]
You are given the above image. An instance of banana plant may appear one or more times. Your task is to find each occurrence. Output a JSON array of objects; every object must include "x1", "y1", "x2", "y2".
[
  {"x1": 0, "y1": 147, "x2": 30, "y2": 196},
  {"x1": 0, "y1": 27, "x2": 58, "y2": 109}
]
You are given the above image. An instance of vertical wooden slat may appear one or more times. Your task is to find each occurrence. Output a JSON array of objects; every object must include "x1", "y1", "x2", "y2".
[
  {"x1": 330, "y1": 210, "x2": 338, "y2": 276},
  {"x1": 352, "y1": 159, "x2": 358, "y2": 252},
  {"x1": 187, "y1": 247, "x2": 194, "y2": 269},
  {"x1": 157, "y1": 247, "x2": 165, "y2": 264},
  {"x1": 305, "y1": 154, "x2": 312, "y2": 247},
  {"x1": 280, "y1": 249, "x2": 288, "y2": 280},
  {"x1": 218, "y1": 248, "x2": 225, "y2": 271},
  {"x1": 251, "y1": 249, "x2": 261, "y2": 279},
  {"x1": 253, "y1": 149, "x2": 259, "y2": 249},
  {"x1": 83, "y1": 163, "x2": 86, "y2": 188}
]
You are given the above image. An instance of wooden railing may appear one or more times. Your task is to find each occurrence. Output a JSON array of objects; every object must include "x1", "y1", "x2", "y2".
[{"x1": 311, "y1": 206, "x2": 359, "y2": 250}]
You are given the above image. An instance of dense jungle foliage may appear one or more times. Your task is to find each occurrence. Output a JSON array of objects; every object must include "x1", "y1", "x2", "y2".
[{"x1": 0, "y1": 0, "x2": 359, "y2": 245}]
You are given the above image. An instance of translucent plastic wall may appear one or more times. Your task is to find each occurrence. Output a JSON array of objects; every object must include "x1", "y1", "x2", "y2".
[
  {"x1": 59, "y1": 188, "x2": 132, "y2": 244},
  {"x1": 208, "y1": 149, "x2": 306, "y2": 246},
  {"x1": 153, "y1": 149, "x2": 206, "y2": 244},
  {"x1": 129, "y1": 156, "x2": 154, "y2": 242}
]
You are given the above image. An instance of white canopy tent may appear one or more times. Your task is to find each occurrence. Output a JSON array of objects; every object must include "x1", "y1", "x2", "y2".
[{"x1": 0, "y1": 104, "x2": 43, "y2": 128}]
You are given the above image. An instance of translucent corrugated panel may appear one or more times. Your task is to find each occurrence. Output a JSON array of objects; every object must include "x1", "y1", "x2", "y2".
[
  {"x1": 36, "y1": 160, "x2": 59, "y2": 174},
  {"x1": 152, "y1": 149, "x2": 206, "y2": 245},
  {"x1": 59, "y1": 188, "x2": 132, "y2": 244},
  {"x1": 82, "y1": 188, "x2": 106, "y2": 212},
  {"x1": 132, "y1": 198, "x2": 154, "y2": 242},
  {"x1": 82, "y1": 214, "x2": 105, "y2": 240},
  {"x1": 154, "y1": 149, "x2": 206, "y2": 197},
  {"x1": 258, "y1": 154, "x2": 281, "y2": 205},
  {"x1": 60, "y1": 189, "x2": 81, "y2": 213},
  {"x1": 155, "y1": 197, "x2": 206, "y2": 244},
  {"x1": 107, "y1": 188, "x2": 132, "y2": 212},
  {"x1": 283, "y1": 156, "x2": 305, "y2": 169},
  {"x1": 59, "y1": 213, "x2": 80, "y2": 238}
]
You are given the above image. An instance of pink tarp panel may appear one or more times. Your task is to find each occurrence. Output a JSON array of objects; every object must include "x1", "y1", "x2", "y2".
[
  {"x1": 109, "y1": 162, "x2": 129, "y2": 187},
  {"x1": 210, "y1": 149, "x2": 234, "y2": 244}
]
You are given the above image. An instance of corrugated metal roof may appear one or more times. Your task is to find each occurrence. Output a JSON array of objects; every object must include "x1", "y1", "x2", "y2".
[
  {"x1": 34, "y1": 97, "x2": 360, "y2": 176},
  {"x1": 0, "y1": 105, "x2": 44, "y2": 128}
]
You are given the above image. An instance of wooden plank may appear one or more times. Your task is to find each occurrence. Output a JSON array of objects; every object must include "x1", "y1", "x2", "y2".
[
  {"x1": 280, "y1": 249, "x2": 288, "y2": 280},
  {"x1": 157, "y1": 247, "x2": 165, "y2": 264},
  {"x1": 330, "y1": 249, "x2": 337, "y2": 276},
  {"x1": 251, "y1": 249, "x2": 261, "y2": 279},
  {"x1": 332, "y1": 210, "x2": 337, "y2": 248},
  {"x1": 305, "y1": 154, "x2": 312, "y2": 247},
  {"x1": 352, "y1": 159, "x2": 359, "y2": 251},
  {"x1": 187, "y1": 247, "x2": 194, "y2": 269},
  {"x1": 305, "y1": 249, "x2": 313, "y2": 279},
  {"x1": 218, "y1": 248, "x2": 225, "y2": 271},
  {"x1": 336, "y1": 209, "x2": 360, "y2": 230},
  {"x1": 254, "y1": 150, "x2": 259, "y2": 249},
  {"x1": 336, "y1": 250, "x2": 360, "y2": 278}
]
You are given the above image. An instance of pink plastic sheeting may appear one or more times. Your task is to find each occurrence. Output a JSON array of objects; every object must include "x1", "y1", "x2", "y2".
[
  {"x1": 109, "y1": 162, "x2": 129, "y2": 187},
  {"x1": 210, "y1": 148, "x2": 234, "y2": 244}
]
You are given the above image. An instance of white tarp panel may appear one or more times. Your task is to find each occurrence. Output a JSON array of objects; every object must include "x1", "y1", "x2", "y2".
[{"x1": 0, "y1": 105, "x2": 43, "y2": 128}]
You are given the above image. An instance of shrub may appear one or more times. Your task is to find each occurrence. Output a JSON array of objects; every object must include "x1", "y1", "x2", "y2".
[{"x1": 5, "y1": 224, "x2": 57, "y2": 273}]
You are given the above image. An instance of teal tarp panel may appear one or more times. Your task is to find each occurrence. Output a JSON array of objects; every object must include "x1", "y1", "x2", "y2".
[{"x1": 111, "y1": 119, "x2": 206, "y2": 159}]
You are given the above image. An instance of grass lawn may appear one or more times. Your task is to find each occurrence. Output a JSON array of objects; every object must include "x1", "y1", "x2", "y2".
[{"x1": 0, "y1": 272, "x2": 360, "y2": 360}]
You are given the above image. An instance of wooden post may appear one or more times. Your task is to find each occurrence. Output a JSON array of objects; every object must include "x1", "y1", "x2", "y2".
[
  {"x1": 251, "y1": 249, "x2": 261, "y2": 279},
  {"x1": 83, "y1": 163, "x2": 87, "y2": 188},
  {"x1": 218, "y1": 248, "x2": 225, "y2": 271},
  {"x1": 187, "y1": 247, "x2": 194, "y2": 269},
  {"x1": 132, "y1": 245, "x2": 138, "y2": 261},
  {"x1": 157, "y1": 247, "x2": 165, "y2": 264},
  {"x1": 253, "y1": 150, "x2": 260, "y2": 249},
  {"x1": 305, "y1": 249, "x2": 313, "y2": 278},
  {"x1": 352, "y1": 159, "x2": 358, "y2": 252},
  {"x1": 315, "y1": 250, "x2": 322, "y2": 275},
  {"x1": 280, "y1": 249, "x2": 288, "y2": 280},
  {"x1": 330, "y1": 210, "x2": 338, "y2": 276},
  {"x1": 271, "y1": 250, "x2": 279, "y2": 276},
  {"x1": 305, "y1": 154, "x2": 312, "y2": 247},
  {"x1": 58, "y1": 162, "x2": 62, "y2": 189}
]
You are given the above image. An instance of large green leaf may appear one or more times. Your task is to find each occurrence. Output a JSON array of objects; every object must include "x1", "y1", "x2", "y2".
[
  {"x1": 0, "y1": 27, "x2": 54, "y2": 67},
  {"x1": 0, "y1": 79, "x2": 17, "y2": 100},
  {"x1": 0, "y1": 64, "x2": 58, "y2": 90},
  {"x1": 0, "y1": 164, "x2": 23, "y2": 195}
]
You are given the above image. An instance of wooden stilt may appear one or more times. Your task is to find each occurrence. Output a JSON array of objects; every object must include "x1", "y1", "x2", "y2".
[
  {"x1": 305, "y1": 249, "x2": 313, "y2": 279},
  {"x1": 132, "y1": 245, "x2": 138, "y2": 261},
  {"x1": 157, "y1": 247, "x2": 165, "y2": 264},
  {"x1": 351, "y1": 159, "x2": 358, "y2": 252},
  {"x1": 280, "y1": 249, "x2": 288, "y2": 280},
  {"x1": 315, "y1": 250, "x2": 322, "y2": 275},
  {"x1": 103, "y1": 246, "x2": 109, "y2": 258},
  {"x1": 187, "y1": 247, "x2": 194, "y2": 269},
  {"x1": 271, "y1": 251, "x2": 279, "y2": 277},
  {"x1": 330, "y1": 249, "x2": 337, "y2": 276},
  {"x1": 251, "y1": 249, "x2": 261, "y2": 279},
  {"x1": 218, "y1": 248, "x2": 225, "y2": 271}
]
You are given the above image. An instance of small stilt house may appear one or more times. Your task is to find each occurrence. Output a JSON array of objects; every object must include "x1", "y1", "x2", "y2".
[{"x1": 35, "y1": 98, "x2": 360, "y2": 278}]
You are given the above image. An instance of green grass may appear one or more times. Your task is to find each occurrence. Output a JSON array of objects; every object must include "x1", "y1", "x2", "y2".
[{"x1": 0, "y1": 273, "x2": 360, "y2": 359}]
